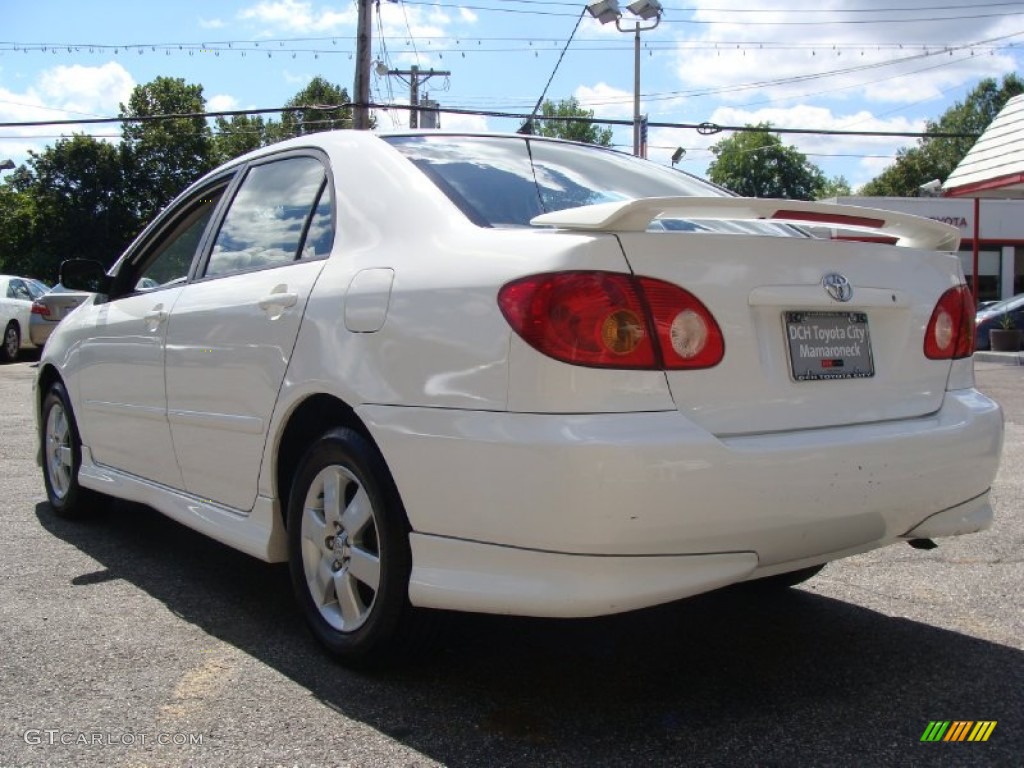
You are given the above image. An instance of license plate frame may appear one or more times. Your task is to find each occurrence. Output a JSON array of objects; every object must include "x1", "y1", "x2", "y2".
[{"x1": 785, "y1": 311, "x2": 874, "y2": 382}]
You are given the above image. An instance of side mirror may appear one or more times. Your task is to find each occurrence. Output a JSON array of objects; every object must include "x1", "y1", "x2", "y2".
[{"x1": 60, "y1": 259, "x2": 112, "y2": 295}]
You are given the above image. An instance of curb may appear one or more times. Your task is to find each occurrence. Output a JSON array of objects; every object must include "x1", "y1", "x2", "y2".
[{"x1": 975, "y1": 350, "x2": 1024, "y2": 365}]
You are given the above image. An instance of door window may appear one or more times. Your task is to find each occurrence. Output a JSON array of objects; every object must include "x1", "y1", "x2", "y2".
[
  {"x1": 113, "y1": 182, "x2": 230, "y2": 298},
  {"x1": 206, "y1": 157, "x2": 330, "y2": 278},
  {"x1": 7, "y1": 279, "x2": 33, "y2": 301}
]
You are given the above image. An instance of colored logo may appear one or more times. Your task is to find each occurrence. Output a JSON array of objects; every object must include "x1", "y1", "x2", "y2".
[{"x1": 921, "y1": 721, "x2": 997, "y2": 742}]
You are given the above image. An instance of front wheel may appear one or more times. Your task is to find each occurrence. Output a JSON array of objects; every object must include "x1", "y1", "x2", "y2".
[
  {"x1": 41, "y1": 381, "x2": 100, "y2": 518},
  {"x1": 287, "y1": 427, "x2": 414, "y2": 663}
]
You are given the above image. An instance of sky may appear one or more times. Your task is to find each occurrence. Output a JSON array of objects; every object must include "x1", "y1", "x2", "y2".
[{"x1": 2, "y1": 0, "x2": 1023, "y2": 190}]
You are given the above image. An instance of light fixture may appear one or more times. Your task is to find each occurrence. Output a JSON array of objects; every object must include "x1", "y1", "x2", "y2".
[
  {"x1": 584, "y1": 0, "x2": 663, "y2": 157},
  {"x1": 626, "y1": 0, "x2": 662, "y2": 20},
  {"x1": 374, "y1": 60, "x2": 389, "y2": 76},
  {"x1": 586, "y1": 0, "x2": 622, "y2": 25}
]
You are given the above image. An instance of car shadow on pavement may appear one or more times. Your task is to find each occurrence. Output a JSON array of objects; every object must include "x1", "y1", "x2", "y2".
[{"x1": 36, "y1": 499, "x2": 1022, "y2": 767}]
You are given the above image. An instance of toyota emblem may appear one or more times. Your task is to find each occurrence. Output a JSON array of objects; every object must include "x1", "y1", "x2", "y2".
[{"x1": 822, "y1": 273, "x2": 853, "y2": 302}]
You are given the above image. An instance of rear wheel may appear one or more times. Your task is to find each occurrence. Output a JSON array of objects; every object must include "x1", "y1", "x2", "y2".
[
  {"x1": 287, "y1": 427, "x2": 414, "y2": 663},
  {"x1": 1, "y1": 322, "x2": 19, "y2": 363},
  {"x1": 41, "y1": 382, "x2": 100, "y2": 518}
]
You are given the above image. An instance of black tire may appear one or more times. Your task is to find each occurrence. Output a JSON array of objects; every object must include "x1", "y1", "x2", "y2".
[
  {"x1": 41, "y1": 381, "x2": 101, "y2": 518},
  {"x1": 740, "y1": 564, "x2": 826, "y2": 592},
  {"x1": 287, "y1": 427, "x2": 414, "y2": 663},
  {"x1": 1, "y1": 322, "x2": 20, "y2": 363}
]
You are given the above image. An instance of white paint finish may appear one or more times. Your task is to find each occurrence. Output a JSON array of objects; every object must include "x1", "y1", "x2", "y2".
[
  {"x1": 77, "y1": 447, "x2": 287, "y2": 562},
  {"x1": 619, "y1": 232, "x2": 961, "y2": 435},
  {"x1": 531, "y1": 196, "x2": 961, "y2": 251},
  {"x1": 0, "y1": 275, "x2": 40, "y2": 351},
  {"x1": 407, "y1": 534, "x2": 758, "y2": 617},
  {"x1": 37, "y1": 131, "x2": 1007, "y2": 620},
  {"x1": 74, "y1": 288, "x2": 185, "y2": 488},
  {"x1": 902, "y1": 493, "x2": 993, "y2": 539},
  {"x1": 359, "y1": 389, "x2": 1001, "y2": 566},
  {"x1": 343, "y1": 268, "x2": 394, "y2": 332},
  {"x1": 164, "y1": 259, "x2": 325, "y2": 511}
]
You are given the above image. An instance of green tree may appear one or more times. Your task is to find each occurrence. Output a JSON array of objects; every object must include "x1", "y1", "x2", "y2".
[
  {"x1": 212, "y1": 113, "x2": 273, "y2": 164},
  {"x1": 3, "y1": 135, "x2": 135, "y2": 279},
  {"x1": 522, "y1": 98, "x2": 613, "y2": 146},
  {"x1": 862, "y1": 74, "x2": 1024, "y2": 196},
  {"x1": 120, "y1": 76, "x2": 215, "y2": 222},
  {"x1": 818, "y1": 175, "x2": 852, "y2": 200},
  {"x1": 0, "y1": 177, "x2": 37, "y2": 277},
  {"x1": 271, "y1": 76, "x2": 353, "y2": 141},
  {"x1": 707, "y1": 125, "x2": 826, "y2": 200}
]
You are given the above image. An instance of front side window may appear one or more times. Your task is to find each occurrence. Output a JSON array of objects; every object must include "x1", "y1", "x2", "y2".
[
  {"x1": 206, "y1": 157, "x2": 329, "y2": 278},
  {"x1": 113, "y1": 182, "x2": 230, "y2": 298}
]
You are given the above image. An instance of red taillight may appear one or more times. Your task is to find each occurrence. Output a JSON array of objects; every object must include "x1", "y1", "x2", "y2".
[
  {"x1": 924, "y1": 285, "x2": 975, "y2": 360},
  {"x1": 498, "y1": 271, "x2": 724, "y2": 370},
  {"x1": 31, "y1": 301, "x2": 51, "y2": 318}
]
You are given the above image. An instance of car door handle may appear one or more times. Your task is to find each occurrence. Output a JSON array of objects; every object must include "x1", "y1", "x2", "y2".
[
  {"x1": 144, "y1": 307, "x2": 168, "y2": 329},
  {"x1": 258, "y1": 291, "x2": 298, "y2": 311}
]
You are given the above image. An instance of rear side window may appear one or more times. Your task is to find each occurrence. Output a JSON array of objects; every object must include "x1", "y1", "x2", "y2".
[
  {"x1": 206, "y1": 156, "x2": 331, "y2": 278},
  {"x1": 385, "y1": 135, "x2": 802, "y2": 238}
]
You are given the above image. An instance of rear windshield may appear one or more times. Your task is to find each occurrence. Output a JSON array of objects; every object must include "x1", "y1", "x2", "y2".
[{"x1": 384, "y1": 134, "x2": 802, "y2": 237}]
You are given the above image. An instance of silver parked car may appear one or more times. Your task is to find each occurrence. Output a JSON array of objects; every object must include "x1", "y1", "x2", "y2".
[{"x1": 29, "y1": 283, "x2": 92, "y2": 347}]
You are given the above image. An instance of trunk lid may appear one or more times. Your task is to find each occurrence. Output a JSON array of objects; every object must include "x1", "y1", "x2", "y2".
[{"x1": 533, "y1": 198, "x2": 965, "y2": 436}]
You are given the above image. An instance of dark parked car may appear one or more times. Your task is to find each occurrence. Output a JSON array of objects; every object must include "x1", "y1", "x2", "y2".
[{"x1": 975, "y1": 293, "x2": 1024, "y2": 350}]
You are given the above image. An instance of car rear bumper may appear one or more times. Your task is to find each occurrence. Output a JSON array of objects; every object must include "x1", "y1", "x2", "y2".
[
  {"x1": 358, "y1": 388, "x2": 1003, "y2": 615},
  {"x1": 28, "y1": 318, "x2": 56, "y2": 347}
]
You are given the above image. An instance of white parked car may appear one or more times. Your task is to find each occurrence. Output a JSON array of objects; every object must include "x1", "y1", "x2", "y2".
[
  {"x1": 36, "y1": 132, "x2": 1004, "y2": 663},
  {"x1": 1, "y1": 274, "x2": 47, "y2": 362}
]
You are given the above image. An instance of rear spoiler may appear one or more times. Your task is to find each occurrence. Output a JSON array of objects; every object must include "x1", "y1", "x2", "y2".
[{"x1": 530, "y1": 197, "x2": 961, "y2": 252}]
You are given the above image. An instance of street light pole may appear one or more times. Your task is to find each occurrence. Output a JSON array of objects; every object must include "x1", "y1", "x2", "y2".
[
  {"x1": 587, "y1": 0, "x2": 663, "y2": 157},
  {"x1": 632, "y1": 22, "x2": 641, "y2": 156}
]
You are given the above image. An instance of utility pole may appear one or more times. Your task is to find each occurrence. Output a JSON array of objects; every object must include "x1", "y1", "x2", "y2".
[
  {"x1": 380, "y1": 66, "x2": 451, "y2": 129},
  {"x1": 353, "y1": 0, "x2": 372, "y2": 130}
]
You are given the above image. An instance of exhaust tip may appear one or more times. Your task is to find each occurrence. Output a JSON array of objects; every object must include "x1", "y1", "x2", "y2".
[{"x1": 907, "y1": 538, "x2": 938, "y2": 550}]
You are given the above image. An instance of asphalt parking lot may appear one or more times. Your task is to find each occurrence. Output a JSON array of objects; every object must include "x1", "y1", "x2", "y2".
[{"x1": 1, "y1": 359, "x2": 1021, "y2": 768}]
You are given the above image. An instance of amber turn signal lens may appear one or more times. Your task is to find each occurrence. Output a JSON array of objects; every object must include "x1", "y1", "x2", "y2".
[{"x1": 601, "y1": 309, "x2": 645, "y2": 355}]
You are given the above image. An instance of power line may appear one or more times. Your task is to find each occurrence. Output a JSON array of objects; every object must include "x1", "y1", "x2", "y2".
[
  {"x1": 524, "y1": 8, "x2": 587, "y2": 126},
  {"x1": 0, "y1": 103, "x2": 983, "y2": 140}
]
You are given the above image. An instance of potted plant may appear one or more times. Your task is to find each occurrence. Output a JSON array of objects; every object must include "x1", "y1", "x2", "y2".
[{"x1": 989, "y1": 312, "x2": 1023, "y2": 352}]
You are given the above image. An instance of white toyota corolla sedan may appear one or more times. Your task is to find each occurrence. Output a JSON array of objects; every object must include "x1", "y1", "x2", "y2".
[{"x1": 36, "y1": 131, "x2": 1004, "y2": 662}]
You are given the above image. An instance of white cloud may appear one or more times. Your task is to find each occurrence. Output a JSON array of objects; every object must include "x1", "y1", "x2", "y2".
[
  {"x1": 207, "y1": 94, "x2": 240, "y2": 112},
  {"x1": 239, "y1": 0, "x2": 356, "y2": 33},
  {"x1": 668, "y1": 0, "x2": 1019, "y2": 106},
  {"x1": 459, "y1": 8, "x2": 478, "y2": 24},
  {"x1": 282, "y1": 69, "x2": 313, "y2": 86},
  {"x1": 575, "y1": 82, "x2": 634, "y2": 119},
  {"x1": 35, "y1": 62, "x2": 135, "y2": 117},
  {"x1": 198, "y1": 17, "x2": 225, "y2": 29},
  {"x1": 437, "y1": 112, "x2": 489, "y2": 132},
  {"x1": 0, "y1": 62, "x2": 136, "y2": 166}
]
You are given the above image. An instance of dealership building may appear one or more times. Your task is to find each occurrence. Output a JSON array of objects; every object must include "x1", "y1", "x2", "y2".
[{"x1": 830, "y1": 196, "x2": 1024, "y2": 304}]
